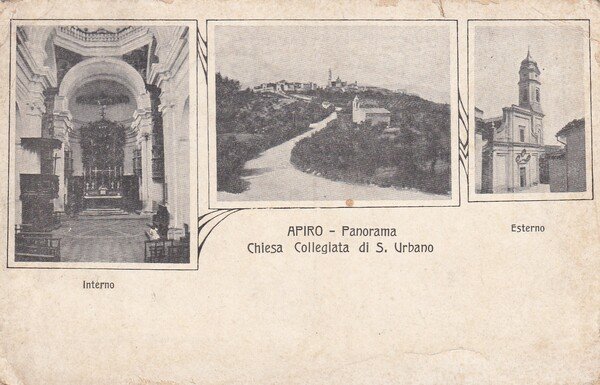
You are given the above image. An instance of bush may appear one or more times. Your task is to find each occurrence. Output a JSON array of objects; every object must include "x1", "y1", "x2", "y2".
[
  {"x1": 290, "y1": 109, "x2": 451, "y2": 196},
  {"x1": 217, "y1": 136, "x2": 255, "y2": 193}
]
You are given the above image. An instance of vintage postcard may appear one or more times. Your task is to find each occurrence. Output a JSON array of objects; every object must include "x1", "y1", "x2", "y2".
[{"x1": 0, "y1": 1, "x2": 598, "y2": 385}]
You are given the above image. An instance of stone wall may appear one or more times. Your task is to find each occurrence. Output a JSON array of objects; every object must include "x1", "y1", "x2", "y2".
[{"x1": 565, "y1": 128, "x2": 586, "y2": 192}]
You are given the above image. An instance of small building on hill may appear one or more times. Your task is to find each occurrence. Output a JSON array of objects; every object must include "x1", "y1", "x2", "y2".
[{"x1": 352, "y1": 96, "x2": 390, "y2": 126}]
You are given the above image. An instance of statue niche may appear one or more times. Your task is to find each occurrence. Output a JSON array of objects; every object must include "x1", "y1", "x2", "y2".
[{"x1": 80, "y1": 115, "x2": 126, "y2": 203}]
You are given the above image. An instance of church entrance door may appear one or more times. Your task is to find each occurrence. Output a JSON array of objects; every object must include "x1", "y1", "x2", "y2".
[{"x1": 520, "y1": 167, "x2": 527, "y2": 188}]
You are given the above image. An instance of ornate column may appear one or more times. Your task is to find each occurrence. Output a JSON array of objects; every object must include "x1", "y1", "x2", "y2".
[
  {"x1": 51, "y1": 93, "x2": 71, "y2": 211},
  {"x1": 174, "y1": 99, "x2": 190, "y2": 231},
  {"x1": 52, "y1": 148, "x2": 65, "y2": 211},
  {"x1": 147, "y1": 25, "x2": 190, "y2": 229},
  {"x1": 133, "y1": 108, "x2": 160, "y2": 213},
  {"x1": 159, "y1": 90, "x2": 179, "y2": 227},
  {"x1": 161, "y1": 90, "x2": 190, "y2": 231}
]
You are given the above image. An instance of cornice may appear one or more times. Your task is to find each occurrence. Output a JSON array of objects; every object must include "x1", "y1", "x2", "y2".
[
  {"x1": 16, "y1": 44, "x2": 57, "y2": 89},
  {"x1": 147, "y1": 27, "x2": 188, "y2": 87},
  {"x1": 507, "y1": 104, "x2": 545, "y2": 117},
  {"x1": 488, "y1": 141, "x2": 545, "y2": 150},
  {"x1": 54, "y1": 27, "x2": 153, "y2": 58}
]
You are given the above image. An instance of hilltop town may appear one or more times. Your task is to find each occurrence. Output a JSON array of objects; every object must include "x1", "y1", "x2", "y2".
[
  {"x1": 249, "y1": 69, "x2": 425, "y2": 129},
  {"x1": 252, "y1": 69, "x2": 417, "y2": 96}
]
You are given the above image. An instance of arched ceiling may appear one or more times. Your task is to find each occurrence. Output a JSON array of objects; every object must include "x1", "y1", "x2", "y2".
[{"x1": 57, "y1": 56, "x2": 150, "y2": 111}]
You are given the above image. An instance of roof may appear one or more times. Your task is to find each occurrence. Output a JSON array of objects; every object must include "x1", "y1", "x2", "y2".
[
  {"x1": 363, "y1": 107, "x2": 390, "y2": 114},
  {"x1": 484, "y1": 116, "x2": 502, "y2": 124},
  {"x1": 544, "y1": 144, "x2": 563, "y2": 151},
  {"x1": 544, "y1": 145, "x2": 565, "y2": 158},
  {"x1": 556, "y1": 118, "x2": 585, "y2": 138},
  {"x1": 546, "y1": 147, "x2": 566, "y2": 159},
  {"x1": 521, "y1": 47, "x2": 535, "y2": 64},
  {"x1": 520, "y1": 48, "x2": 541, "y2": 74}
]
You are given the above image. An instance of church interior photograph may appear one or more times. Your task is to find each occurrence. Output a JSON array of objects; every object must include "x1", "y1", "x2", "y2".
[{"x1": 10, "y1": 23, "x2": 194, "y2": 265}]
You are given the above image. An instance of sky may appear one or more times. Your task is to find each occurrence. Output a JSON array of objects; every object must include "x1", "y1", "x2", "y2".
[
  {"x1": 473, "y1": 22, "x2": 589, "y2": 145},
  {"x1": 214, "y1": 24, "x2": 453, "y2": 104}
]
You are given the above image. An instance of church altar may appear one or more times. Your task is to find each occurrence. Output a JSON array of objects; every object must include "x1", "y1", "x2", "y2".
[
  {"x1": 79, "y1": 110, "x2": 126, "y2": 209},
  {"x1": 83, "y1": 166, "x2": 124, "y2": 208}
]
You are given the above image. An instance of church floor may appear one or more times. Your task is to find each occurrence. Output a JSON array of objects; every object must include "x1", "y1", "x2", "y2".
[{"x1": 53, "y1": 216, "x2": 150, "y2": 263}]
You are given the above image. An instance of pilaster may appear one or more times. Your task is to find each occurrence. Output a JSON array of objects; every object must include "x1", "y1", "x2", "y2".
[
  {"x1": 158, "y1": 98, "x2": 178, "y2": 226},
  {"x1": 133, "y1": 109, "x2": 162, "y2": 213},
  {"x1": 52, "y1": 109, "x2": 73, "y2": 212}
]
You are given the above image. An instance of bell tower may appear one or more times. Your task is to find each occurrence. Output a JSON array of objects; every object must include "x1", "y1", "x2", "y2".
[{"x1": 518, "y1": 47, "x2": 543, "y2": 114}]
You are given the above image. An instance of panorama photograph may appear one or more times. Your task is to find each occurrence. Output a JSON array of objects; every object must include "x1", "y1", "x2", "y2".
[{"x1": 211, "y1": 21, "x2": 457, "y2": 206}]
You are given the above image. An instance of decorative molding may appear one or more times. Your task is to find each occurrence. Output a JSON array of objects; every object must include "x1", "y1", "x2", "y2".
[
  {"x1": 131, "y1": 107, "x2": 153, "y2": 138},
  {"x1": 197, "y1": 27, "x2": 208, "y2": 83},
  {"x1": 515, "y1": 149, "x2": 532, "y2": 165},
  {"x1": 53, "y1": 110, "x2": 75, "y2": 136},
  {"x1": 147, "y1": 26, "x2": 189, "y2": 87},
  {"x1": 158, "y1": 101, "x2": 176, "y2": 114},
  {"x1": 59, "y1": 26, "x2": 139, "y2": 42},
  {"x1": 197, "y1": 209, "x2": 242, "y2": 258},
  {"x1": 54, "y1": 26, "x2": 153, "y2": 58},
  {"x1": 16, "y1": 30, "x2": 57, "y2": 89},
  {"x1": 458, "y1": 90, "x2": 468, "y2": 179},
  {"x1": 24, "y1": 99, "x2": 45, "y2": 117}
]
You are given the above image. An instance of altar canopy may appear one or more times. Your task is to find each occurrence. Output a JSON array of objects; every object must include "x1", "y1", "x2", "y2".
[{"x1": 80, "y1": 113, "x2": 126, "y2": 198}]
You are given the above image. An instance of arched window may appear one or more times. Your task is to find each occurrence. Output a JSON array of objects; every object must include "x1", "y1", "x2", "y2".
[{"x1": 536, "y1": 88, "x2": 540, "y2": 102}]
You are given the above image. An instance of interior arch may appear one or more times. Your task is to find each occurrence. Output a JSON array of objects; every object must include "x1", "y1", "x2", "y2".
[{"x1": 58, "y1": 57, "x2": 150, "y2": 112}]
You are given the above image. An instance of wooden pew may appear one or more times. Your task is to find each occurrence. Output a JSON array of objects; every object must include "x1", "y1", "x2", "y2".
[{"x1": 15, "y1": 230, "x2": 61, "y2": 262}]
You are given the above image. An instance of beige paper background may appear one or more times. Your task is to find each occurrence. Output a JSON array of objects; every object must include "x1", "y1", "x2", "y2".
[{"x1": 0, "y1": 1, "x2": 599, "y2": 385}]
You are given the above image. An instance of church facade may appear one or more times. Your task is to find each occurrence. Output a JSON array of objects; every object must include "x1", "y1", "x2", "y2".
[
  {"x1": 12, "y1": 23, "x2": 193, "y2": 263},
  {"x1": 477, "y1": 50, "x2": 545, "y2": 193}
]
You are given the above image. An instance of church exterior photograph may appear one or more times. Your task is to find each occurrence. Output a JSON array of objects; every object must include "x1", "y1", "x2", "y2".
[
  {"x1": 469, "y1": 20, "x2": 592, "y2": 201},
  {"x1": 8, "y1": 21, "x2": 197, "y2": 267},
  {"x1": 209, "y1": 20, "x2": 459, "y2": 208}
]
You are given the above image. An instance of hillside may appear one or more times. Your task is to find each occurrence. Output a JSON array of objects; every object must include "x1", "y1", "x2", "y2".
[{"x1": 290, "y1": 90, "x2": 452, "y2": 195}]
